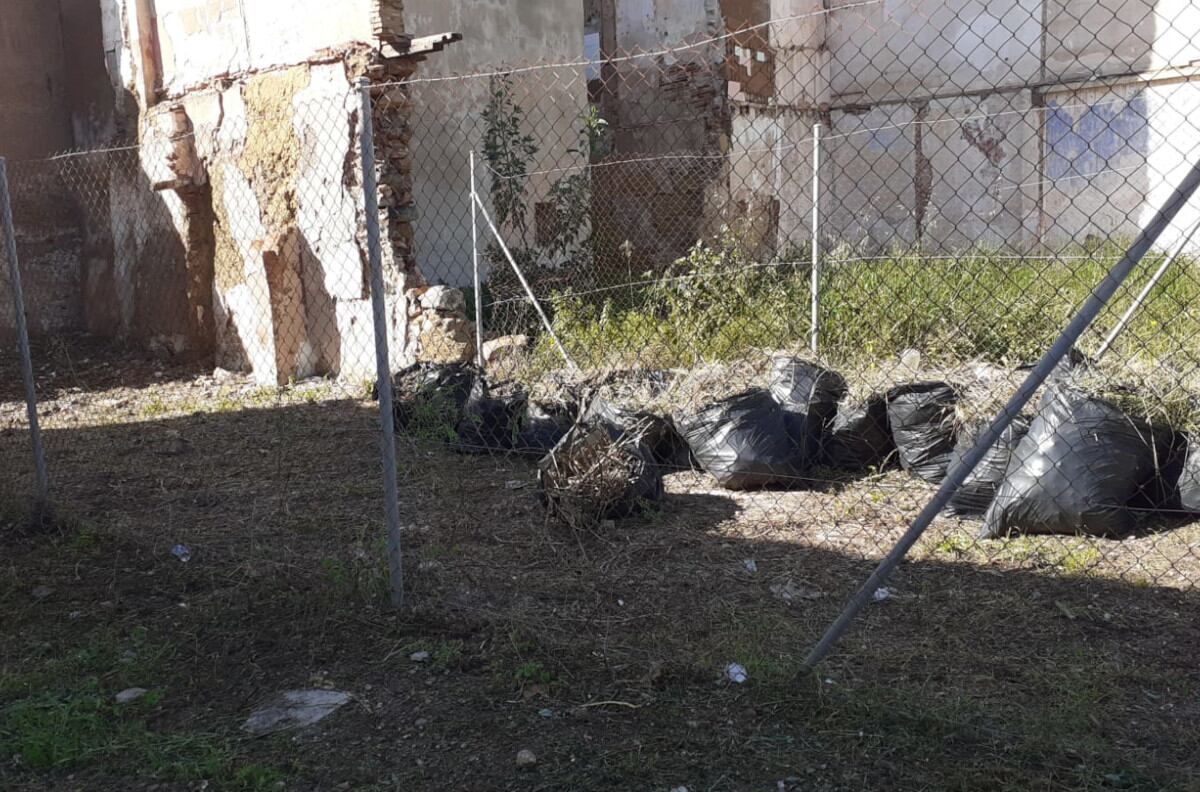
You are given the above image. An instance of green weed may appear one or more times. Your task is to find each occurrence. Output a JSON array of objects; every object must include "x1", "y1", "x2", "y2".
[
  {"x1": 533, "y1": 236, "x2": 1200, "y2": 374},
  {"x1": 513, "y1": 661, "x2": 556, "y2": 688}
]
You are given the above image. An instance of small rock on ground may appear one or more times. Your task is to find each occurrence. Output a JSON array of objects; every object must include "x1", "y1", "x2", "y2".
[
  {"x1": 410, "y1": 650, "x2": 431, "y2": 663},
  {"x1": 515, "y1": 749, "x2": 537, "y2": 768}
]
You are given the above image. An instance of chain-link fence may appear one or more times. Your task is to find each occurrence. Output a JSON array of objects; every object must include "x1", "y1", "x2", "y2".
[
  {"x1": 0, "y1": 85, "x2": 407, "y2": 598},
  {"x1": 4, "y1": 1, "x2": 1200, "y2": 612},
  {"x1": 383, "y1": 1, "x2": 1200, "y2": 594}
]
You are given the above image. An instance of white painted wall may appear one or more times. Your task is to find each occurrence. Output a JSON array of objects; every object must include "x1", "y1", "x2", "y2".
[
  {"x1": 827, "y1": 0, "x2": 1043, "y2": 103},
  {"x1": 154, "y1": 0, "x2": 375, "y2": 94}
]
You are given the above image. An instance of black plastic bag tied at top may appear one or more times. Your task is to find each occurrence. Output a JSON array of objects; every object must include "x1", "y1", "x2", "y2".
[
  {"x1": 886, "y1": 382, "x2": 959, "y2": 484},
  {"x1": 982, "y1": 387, "x2": 1178, "y2": 539},
  {"x1": 677, "y1": 388, "x2": 802, "y2": 491},
  {"x1": 768, "y1": 357, "x2": 847, "y2": 464},
  {"x1": 825, "y1": 394, "x2": 894, "y2": 471}
]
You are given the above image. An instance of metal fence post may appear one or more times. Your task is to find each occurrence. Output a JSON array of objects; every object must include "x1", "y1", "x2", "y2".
[
  {"x1": 470, "y1": 151, "x2": 484, "y2": 369},
  {"x1": 802, "y1": 156, "x2": 1200, "y2": 671},
  {"x1": 0, "y1": 157, "x2": 48, "y2": 504},
  {"x1": 357, "y1": 78, "x2": 405, "y2": 608},
  {"x1": 810, "y1": 122, "x2": 821, "y2": 355},
  {"x1": 1095, "y1": 216, "x2": 1200, "y2": 360}
]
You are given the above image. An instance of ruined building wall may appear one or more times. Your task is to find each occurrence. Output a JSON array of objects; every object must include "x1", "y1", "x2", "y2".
[
  {"x1": 0, "y1": 0, "x2": 114, "y2": 340},
  {"x1": 594, "y1": 0, "x2": 733, "y2": 272},
  {"x1": 82, "y1": 0, "x2": 430, "y2": 383},
  {"x1": 823, "y1": 0, "x2": 1200, "y2": 253},
  {"x1": 596, "y1": 0, "x2": 1200, "y2": 257},
  {"x1": 400, "y1": 0, "x2": 588, "y2": 288}
]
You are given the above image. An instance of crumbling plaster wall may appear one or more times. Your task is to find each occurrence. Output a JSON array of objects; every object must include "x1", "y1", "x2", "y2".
[
  {"x1": 599, "y1": 0, "x2": 1200, "y2": 257},
  {"x1": 400, "y1": 0, "x2": 587, "y2": 287},
  {"x1": 153, "y1": 0, "x2": 376, "y2": 94},
  {"x1": 90, "y1": 0, "x2": 422, "y2": 383},
  {"x1": 820, "y1": 0, "x2": 1200, "y2": 252},
  {"x1": 594, "y1": 0, "x2": 733, "y2": 271}
]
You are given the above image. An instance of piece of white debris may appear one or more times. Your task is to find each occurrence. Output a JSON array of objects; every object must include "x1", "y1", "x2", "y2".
[
  {"x1": 241, "y1": 690, "x2": 352, "y2": 736},
  {"x1": 873, "y1": 587, "x2": 893, "y2": 602},
  {"x1": 742, "y1": 559, "x2": 758, "y2": 573},
  {"x1": 770, "y1": 579, "x2": 823, "y2": 603},
  {"x1": 115, "y1": 687, "x2": 148, "y2": 705},
  {"x1": 725, "y1": 663, "x2": 748, "y2": 684},
  {"x1": 409, "y1": 650, "x2": 431, "y2": 663}
]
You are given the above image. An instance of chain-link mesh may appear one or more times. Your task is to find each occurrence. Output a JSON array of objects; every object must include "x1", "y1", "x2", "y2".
[
  {"x1": 4, "y1": 3, "x2": 1200, "y2": 591},
  {"x1": 3, "y1": 6, "x2": 1200, "y2": 787},
  {"x1": 376, "y1": 1, "x2": 1200, "y2": 590},
  {"x1": 0, "y1": 88, "x2": 405, "y2": 589}
]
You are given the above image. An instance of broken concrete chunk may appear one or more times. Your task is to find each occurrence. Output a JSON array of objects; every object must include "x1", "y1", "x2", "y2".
[
  {"x1": 482, "y1": 334, "x2": 528, "y2": 371},
  {"x1": 418, "y1": 285, "x2": 467, "y2": 315},
  {"x1": 241, "y1": 689, "x2": 352, "y2": 736},
  {"x1": 415, "y1": 314, "x2": 475, "y2": 365}
]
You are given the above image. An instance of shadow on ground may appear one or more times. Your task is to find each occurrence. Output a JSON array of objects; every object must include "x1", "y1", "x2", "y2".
[{"x1": 1, "y1": 400, "x2": 1198, "y2": 792}]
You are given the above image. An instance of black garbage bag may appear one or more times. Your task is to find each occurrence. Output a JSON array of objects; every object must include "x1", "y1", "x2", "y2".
[
  {"x1": 943, "y1": 417, "x2": 1031, "y2": 516},
  {"x1": 887, "y1": 382, "x2": 959, "y2": 483},
  {"x1": 824, "y1": 394, "x2": 895, "y2": 471},
  {"x1": 454, "y1": 378, "x2": 527, "y2": 453},
  {"x1": 391, "y1": 363, "x2": 475, "y2": 439},
  {"x1": 768, "y1": 357, "x2": 847, "y2": 463},
  {"x1": 584, "y1": 397, "x2": 691, "y2": 471},
  {"x1": 1177, "y1": 441, "x2": 1200, "y2": 513},
  {"x1": 513, "y1": 400, "x2": 576, "y2": 457},
  {"x1": 537, "y1": 421, "x2": 664, "y2": 523},
  {"x1": 981, "y1": 387, "x2": 1174, "y2": 538},
  {"x1": 676, "y1": 388, "x2": 802, "y2": 490}
]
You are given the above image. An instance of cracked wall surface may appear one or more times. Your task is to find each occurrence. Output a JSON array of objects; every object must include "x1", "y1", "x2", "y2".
[{"x1": 73, "y1": 0, "x2": 427, "y2": 383}]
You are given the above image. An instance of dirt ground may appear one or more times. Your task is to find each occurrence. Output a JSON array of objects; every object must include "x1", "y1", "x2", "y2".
[{"x1": 3, "y1": 344, "x2": 1200, "y2": 791}]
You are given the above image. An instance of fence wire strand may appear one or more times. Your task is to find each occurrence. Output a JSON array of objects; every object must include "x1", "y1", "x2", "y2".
[{"x1": 5, "y1": 2, "x2": 1200, "y2": 605}]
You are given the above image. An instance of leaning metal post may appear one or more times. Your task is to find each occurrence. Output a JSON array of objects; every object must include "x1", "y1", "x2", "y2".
[
  {"x1": 1096, "y1": 215, "x2": 1200, "y2": 360},
  {"x1": 357, "y1": 78, "x2": 405, "y2": 608},
  {"x1": 472, "y1": 191, "x2": 580, "y2": 373},
  {"x1": 803, "y1": 157, "x2": 1200, "y2": 671},
  {"x1": 0, "y1": 157, "x2": 49, "y2": 504}
]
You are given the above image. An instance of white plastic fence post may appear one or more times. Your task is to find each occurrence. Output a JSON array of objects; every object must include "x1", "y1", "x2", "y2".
[
  {"x1": 1095, "y1": 216, "x2": 1200, "y2": 360},
  {"x1": 472, "y1": 192, "x2": 580, "y2": 373}
]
